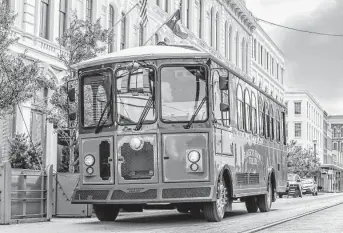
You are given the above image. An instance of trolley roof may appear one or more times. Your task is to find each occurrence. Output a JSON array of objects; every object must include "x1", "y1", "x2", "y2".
[{"x1": 71, "y1": 45, "x2": 209, "y2": 70}]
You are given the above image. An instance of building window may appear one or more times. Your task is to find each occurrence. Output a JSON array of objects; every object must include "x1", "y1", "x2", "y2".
[
  {"x1": 59, "y1": 0, "x2": 67, "y2": 39},
  {"x1": 156, "y1": 0, "x2": 160, "y2": 6},
  {"x1": 270, "y1": 107, "x2": 274, "y2": 140},
  {"x1": 225, "y1": 21, "x2": 229, "y2": 58},
  {"x1": 216, "y1": 12, "x2": 220, "y2": 51},
  {"x1": 120, "y1": 12, "x2": 126, "y2": 49},
  {"x1": 154, "y1": 33, "x2": 159, "y2": 44},
  {"x1": 253, "y1": 39, "x2": 257, "y2": 60},
  {"x1": 236, "y1": 32, "x2": 239, "y2": 66},
  {"x1": 186, "y1": 0, "x2": 190, "y2": 29},
  {"x1": 295, "y1": 123, "x2": 302, "y2": 137},
  {"x1": 210, "y1": 8, "x2": 216, "y2": 48},
  {"x1": 294, "y1": 101, "x2": 301, "y2": 115},
  {"x1": 229, "y1": 26, "x2": 232, "y2": 61},
  {"x1": 139, "y1": 24, "x2": 144, "y2": 46},
  {"x1": 40, "y1": 0, "x2": 50, "y2": 39},
  {"x1": 108, "y1": 5, "x2": 115, "y2": 52},
  {"x1": 164, "y1": 0, "x2": 168, "y2": 12},
  {"x1": 265, "y1": 102, "x2": 270, "y2": 138},
  {"x1": 241, "y1": 38, "x2": 245, "y2": 72},
  {"x1": 237, "y1": 85, "x2": 244, "y2": 130},
  {"x1": 86, "y1": 0, "x2": 92, "y2": 22},
  {"x1": 334, "y1": 142, "x2": 338, "y2": 150},
  {"x1": 198, "y1": 0, "x2": 202, "y2": 38}
]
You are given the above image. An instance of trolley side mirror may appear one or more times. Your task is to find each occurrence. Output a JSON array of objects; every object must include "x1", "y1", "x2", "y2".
[
  {"x1": 220, "y1": 103, "x2": 230, "y2": 112},
  {"x1": 219, "y1": 75, "x2": 229, "y2": 90},
  {"x1": 69, "y1": 112, "x2": 77, "y2": 121},
  {"x1": 68, "y1": 88, "x2": 76, "y2": 102}
]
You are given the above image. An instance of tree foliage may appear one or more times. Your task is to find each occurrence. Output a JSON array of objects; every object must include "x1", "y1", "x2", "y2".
[
  {"x1": 287, "y1": 140, "x2": 321, "y2": 178},
  {"x1": 47, "y1": 14, "x2": 113, "y2": 172},
  {"x1": 0, "y1": 2, "x2": 53, "y2": 118},
  {"x1": 8, "y1": 134, "x2": 43, "y2": 170}
]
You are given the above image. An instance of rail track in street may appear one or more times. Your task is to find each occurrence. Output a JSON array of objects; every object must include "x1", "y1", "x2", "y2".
[{"x1": 240, "y1": 200, "x2": 343, "y2": 233}]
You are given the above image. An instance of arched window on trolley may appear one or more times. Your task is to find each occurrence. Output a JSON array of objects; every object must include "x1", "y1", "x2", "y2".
[
  {"x1": 244, "y1": 89, "x2": 251, "y2": 132},
  {"x1": 251, "y1": 92, "x2": 257, "y2": 134},
  {"x1": 236, "y1": 84, "x2": 244, "y2": 130}
]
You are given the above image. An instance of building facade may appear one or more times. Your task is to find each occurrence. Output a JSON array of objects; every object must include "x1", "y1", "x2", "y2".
[
  {"x1": 251, "y1": 24, "x2": 285, "y2": 104},
  {"x1": 285, "y1": 90, "x2": 325, "y2": 162},
  {"x1": 1, "y1": 0, "x2": 285, "y2": 170}
]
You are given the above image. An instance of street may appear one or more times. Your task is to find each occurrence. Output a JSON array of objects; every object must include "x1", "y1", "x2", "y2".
[{"x1": 2, "y1": 193, "x2": 343, "y2": 233}]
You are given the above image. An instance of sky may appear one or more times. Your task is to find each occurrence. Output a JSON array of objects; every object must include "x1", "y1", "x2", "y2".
[{"x1": 245, "y1": 0, "x2": 343, "y2": 115}]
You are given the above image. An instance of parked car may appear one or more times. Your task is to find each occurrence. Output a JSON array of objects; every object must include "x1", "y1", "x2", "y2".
[
  {"x1": 301, "y1": 178, "x2": 318, "y2": 196},
  {"x1": 278, "y1": 173, "x2": 303, "y2": 198}
]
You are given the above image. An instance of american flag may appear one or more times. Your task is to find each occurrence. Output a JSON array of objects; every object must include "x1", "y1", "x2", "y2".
[{"x1": 139, "y1": 0, "x2": 148, "y2": 26}]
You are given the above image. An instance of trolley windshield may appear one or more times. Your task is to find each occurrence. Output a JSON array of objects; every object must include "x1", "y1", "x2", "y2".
[{"x1": 161, "y1": 65, "x2": 207, "y2": 123}]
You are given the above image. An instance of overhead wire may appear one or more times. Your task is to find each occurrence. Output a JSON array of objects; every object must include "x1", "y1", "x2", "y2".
[{"x1": 255, "y1": 18, "x2": 343, "y2": 37}]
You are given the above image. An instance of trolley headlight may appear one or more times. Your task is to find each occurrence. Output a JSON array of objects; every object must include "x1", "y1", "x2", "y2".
[
  {"x1": 130, "y1": 137, "x2": 144, "y2": 150},
  {"x1": 190, "y1": 163, "x2": 199, "y2": 171},
  {"x1": 86, "y1": 166, "x2": 94, "y2": 175},
  {"x1": 84, "y1": 154, "x2": 95, "y2": 166},
  {"x1": 188, "y1": 150, "x2": 200, "y2": 163}
]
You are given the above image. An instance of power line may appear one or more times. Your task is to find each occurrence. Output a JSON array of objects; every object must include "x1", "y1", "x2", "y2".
[{"x1": 256, "y1": 18, "x2": 343, "y2": 37}]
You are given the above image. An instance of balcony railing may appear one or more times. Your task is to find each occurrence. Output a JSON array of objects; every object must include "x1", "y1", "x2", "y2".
[{"x1": 10, "y1": 27, "x2": 68, "y2": 61}]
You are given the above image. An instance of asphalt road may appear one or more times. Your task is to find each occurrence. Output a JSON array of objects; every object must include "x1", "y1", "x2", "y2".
[{"x1": 2, "y1": 193, "x2": 343, "y2": 233}]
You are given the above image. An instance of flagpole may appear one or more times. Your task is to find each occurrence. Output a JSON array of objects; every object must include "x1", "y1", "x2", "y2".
[
  {"x1": 143, "y1": 10, "x2": 177, "y2": 46},
  {"x1": 112, "y1": 3, "x2": 139, "y2": 30}
]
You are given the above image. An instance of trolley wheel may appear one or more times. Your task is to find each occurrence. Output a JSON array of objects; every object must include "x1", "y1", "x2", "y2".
[
  {"x1": 203, "y1": 175, "x2": 229, "y2": 222},
  {"x1": 278, "y1": 194, "x2": 283, "y2": 198},
  {"x1": 93, "y1": 204, "x2": 120, "y2": 221},
  {"x1": 245, "y1": 196, "x2": 258, "y2": 213},
  {"x1": 257, "y1": 179, "x2": 272, "y2": 212}
]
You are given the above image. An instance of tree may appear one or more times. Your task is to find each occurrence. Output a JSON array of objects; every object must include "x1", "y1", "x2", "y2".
[
  {"x1": 0, "y1": 2, "x2": 54, "y2": 118},
  {"x1": 287, "y1": 140, "x2": 321, "y2": 178},
  {"x1": 8, "y1": 134, "x2": 43, "y2": 170},
  {"x1": 47, "y1": 14, "x2": 113, "y2": 172}
]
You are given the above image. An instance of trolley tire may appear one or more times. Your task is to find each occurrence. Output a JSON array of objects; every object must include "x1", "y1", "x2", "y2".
[
  {"x1": 245, "y1": 196, "x2": 258, "y2": 213},
  {"x1": 257, "y1": 179, "x2": 272, "y2": 212},
  {"x1": 203, "y1": 175, "x2": 228, "y2": 222},
  {"x1": 278, "y1": 194, "x2": 283, "y2": 198},
  {"x1": 93, "y1": 204, "x2": 120, "y2": 221}
]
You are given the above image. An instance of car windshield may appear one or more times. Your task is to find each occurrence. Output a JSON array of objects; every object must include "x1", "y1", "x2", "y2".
[
  {"x1": 302, "y1": 179, "x2": 313, "y2": 184},
  {"x1": 116, "y1": 67, "x2": 156, "y2": 125},
  {"x1": 161, "y1": 65, "x2": 207, "y2": 122}
]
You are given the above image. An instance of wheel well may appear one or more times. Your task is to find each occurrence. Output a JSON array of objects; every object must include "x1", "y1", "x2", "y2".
[{"x1": 222, "y1": 168, "x2": 233, "y2": 198}]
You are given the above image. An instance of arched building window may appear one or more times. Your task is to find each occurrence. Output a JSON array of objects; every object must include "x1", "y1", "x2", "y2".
[
  {"x1": 198, "y1": 0, "x2": 202, "y2": 38},
  {"x1": 216, "y1": 12, "x2": 220, "y2": 51},
  {"x1": 229, "y1": 26, "x2": 233, "y2": 61},
  {"x1": 235, "y1": 32, "x2": 239, "y2": 67},
  {"x1": 225, "y1": 21, "x2": 229, "y2": 58},
  {"x1": 259, "y1": 97, "x2": 264, "y2": 136},
  {"x1": 241, "y1": 38, "x2": 245, "y2": 71},
  {"x1": 246, "y1": 41, "x2": 249, "y2": 73}
]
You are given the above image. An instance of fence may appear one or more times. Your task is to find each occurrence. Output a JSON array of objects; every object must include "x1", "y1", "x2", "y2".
[
  {"x1": 53, "y1": 172, "x2": 92, "y2": 217},
  {"x1": 0, "y1": 162, "x2": 53, "y2": 224}
]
